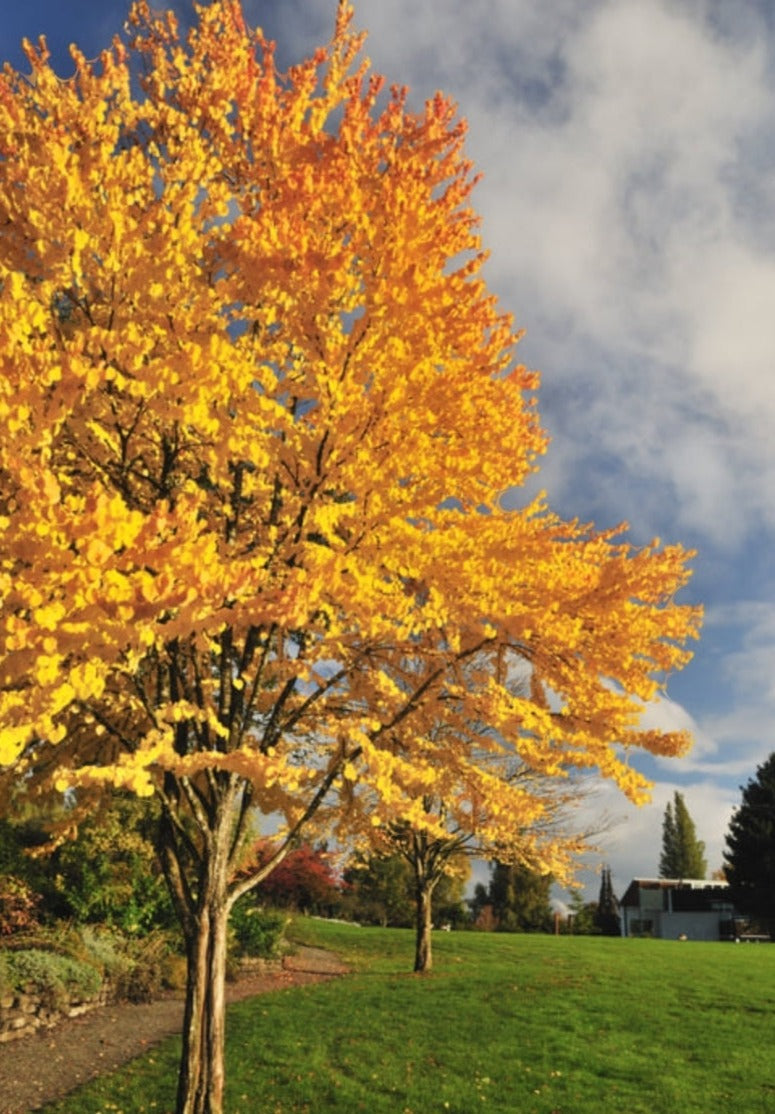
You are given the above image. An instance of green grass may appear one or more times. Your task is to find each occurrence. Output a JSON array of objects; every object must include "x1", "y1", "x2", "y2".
[{"x1": 41, "y1": 920, "x2": 775, "y2": 1114}]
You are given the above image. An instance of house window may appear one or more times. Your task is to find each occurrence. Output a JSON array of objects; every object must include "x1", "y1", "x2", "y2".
[{"x1": 630, "y1": 919, "x2": 654, "y2": 937}]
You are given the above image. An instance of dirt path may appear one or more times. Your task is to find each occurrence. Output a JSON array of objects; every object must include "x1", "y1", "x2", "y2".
[{"x1": 0, "y1": 947, "x2": 348, "y2": 1114}]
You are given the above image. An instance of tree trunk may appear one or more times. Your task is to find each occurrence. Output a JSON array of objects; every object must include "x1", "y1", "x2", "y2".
[
  {"x1": 176, "y1": 897, "x2": 230, "y2": 1114},
  {"x1": 414, "y1": 882, "x2": 433, "y2": 972}
]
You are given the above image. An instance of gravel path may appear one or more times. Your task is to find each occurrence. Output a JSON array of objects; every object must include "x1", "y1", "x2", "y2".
[{"x1": 0, "y1": 947, "x2": 348, "y2": 1113}]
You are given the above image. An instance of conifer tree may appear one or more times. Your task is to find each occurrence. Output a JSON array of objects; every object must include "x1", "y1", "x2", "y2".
[
  {"x1": 724, "y1": 753, "x2": 775, "y2": 931},
  {"x1": 595, "y1": 864, "x2": 621, "y2": 935},
  {"x1": 659, "y1": 792, "x2": 707, "y2": 878},
  {"x1": 488, "y1": 861, "x2": 554, "y2": 932}
]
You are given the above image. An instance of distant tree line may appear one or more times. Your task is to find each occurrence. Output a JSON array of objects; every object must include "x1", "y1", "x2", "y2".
[
  {"x1": 7, "y1": 756, "x2": 775, "y2": 946},
  {"x1": 0, "y1": 795, "x2": 573, "y2": 939}
]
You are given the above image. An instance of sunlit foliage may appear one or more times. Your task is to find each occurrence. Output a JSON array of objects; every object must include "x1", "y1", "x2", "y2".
[{"x1": 0, "y1": 2, "x2": 701, "y2": 1109}]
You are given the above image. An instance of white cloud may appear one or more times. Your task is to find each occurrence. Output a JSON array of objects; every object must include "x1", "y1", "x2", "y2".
[
  {"x1": 700, "y1": 601, "x2": 775, "y2": 747},
  {"x1": 639, "y1": 695, "x2": 716, "y2": 759},
  {"x1": 295, "y1": 0, "x2": 775, "y2": 550},
  {"x1": 327, "y1": 1, "x2": 774, "y2": 899}
]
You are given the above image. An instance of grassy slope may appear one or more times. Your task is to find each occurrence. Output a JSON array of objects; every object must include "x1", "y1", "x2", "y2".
[{"x1": 42, "y1": 919, "x2": 775, "y2": 1114}]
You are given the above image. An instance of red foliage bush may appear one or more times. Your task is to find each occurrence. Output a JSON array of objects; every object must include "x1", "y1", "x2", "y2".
[{"x1": 248, "y1": 842, "x2": 341, "y2": 914}]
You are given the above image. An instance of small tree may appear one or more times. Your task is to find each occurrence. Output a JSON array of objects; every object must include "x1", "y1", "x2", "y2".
[
  {"x1": 388, "y1": 822, "x2": 471, "y2": 970},
  {"x1": 251, "y1": 841, "x2": 340, "y2": 915},
  {"x1": 487, "y1": 861, "x2": 554, "y2": 933},
  {"x1": 348, "y1": 669, "x2": 604, "y2": 971},
  {"x1": 724, "y1": 753, "x2": 775, "y2": 934},
  {"x1": 342, "y1": 852, "x2": 414, "y2": 927},
  {"x1": 659, "y1": 792, "x2": 707, "y2": 878},
  {"x1": 565, "y1": 891, "x2": 598, "y2": 935},
  {"x1": 342, "y1": 844, "x2": 466, "y2": 939}
]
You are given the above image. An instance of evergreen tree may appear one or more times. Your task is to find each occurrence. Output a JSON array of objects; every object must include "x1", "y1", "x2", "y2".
[
  {"x1": 659, "y1": 791, "x2": 707, "y2": 878},
  {"x1": 595, "y1": 865, "x2": 621, "y2": 936},
  {"x1": 488, "y1": 861, "x2": 553, "y2": 932},
  {"x1": 660, "y1": 800, "x2": 677, "y2": 874},
  {"x1": 342, "y1": 853, "x2": 415, "y2": 927},
  {"x1": 724, "y1": 753, "x2": 775, "y2": 932},
  {"x1": 565, "y1": 891, "x2": 598, "y2": 935}
]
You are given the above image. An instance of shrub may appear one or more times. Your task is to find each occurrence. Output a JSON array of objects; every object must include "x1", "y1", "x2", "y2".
[
  {"x1": 0, "y1": 923, "x2": 99, "y2": 961},
  {"x1": 0, "y1": 948, "x2": 101, "y2": 1009},
  {"x1": 0, "y1": 923, "x2": 184, "y2": 1005},
  {"x1": 0, "y1": 875, "x2": 41, "y2": 935},
  {"x1": 114, "y1": 930, "x2": 183, "y2": 1003},
  {"x1": 160, "y1": 951, "x2": 188, "y2": 991},
  {"x1": 52, "y1": 796, "x2": 174, "y2": 934},
  {"x1": 249, "y1": 841, "x2": 342, "y2": 915},
  {"x1": 230, "y1": 903, "x2": 287, "y2": 960},
  {"x1": 75, "y1": 924, "x2": 132, "y2": 981}
]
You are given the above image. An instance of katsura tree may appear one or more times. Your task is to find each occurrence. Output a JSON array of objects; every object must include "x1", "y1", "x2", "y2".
[
  {"x1": 0, "y1": 2, "x2": 702, "y2": 1112},
  {"x1": 358, "y1": 658, "x2": 607, "y2": 971},
  {"x1": 377, "y1": 763, "x2": 586, "y2": 969},
  {"x1": 398, "y1": 819, "x2": 471, "y2": 970},
  {"x1": 358, "y1": 814, "x2": 470, "y2": 966},
  {"x1": 659, "y1": 791, "x2": 707, "y2": 879},
  {"x1": 343, "y1": 838, "x2": 468, "y2": 943}
]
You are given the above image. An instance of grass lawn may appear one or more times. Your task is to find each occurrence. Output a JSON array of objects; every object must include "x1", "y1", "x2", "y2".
[{"x1": 41, "y1": 919, "x2": 775, "y2": 1113}]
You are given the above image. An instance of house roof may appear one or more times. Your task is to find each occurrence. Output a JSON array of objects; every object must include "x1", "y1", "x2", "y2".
[
  {"x1": 628, "y1": 877, "x2": 728, "y2": 889},
  {"x1": 621, "y1": 878, "x2": 731, "y2": 909}
]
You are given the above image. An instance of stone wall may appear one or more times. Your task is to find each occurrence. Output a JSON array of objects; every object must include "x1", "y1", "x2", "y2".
[{"x1": 0, "y1": 983, "x2": 111, "y2": 1043}]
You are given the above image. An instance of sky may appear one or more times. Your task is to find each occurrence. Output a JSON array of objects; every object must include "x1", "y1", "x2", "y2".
[{"x1": 3, "y1": 0, "x2": 775, "y2": 907}]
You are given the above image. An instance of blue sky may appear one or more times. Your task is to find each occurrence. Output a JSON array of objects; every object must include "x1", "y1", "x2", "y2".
[{"x1": 4, "y1": 1, "x2": 775, "y2": 905}]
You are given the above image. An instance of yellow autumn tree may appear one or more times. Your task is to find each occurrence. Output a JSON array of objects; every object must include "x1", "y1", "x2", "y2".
[
  {"x1": 339, "y1": 647, "x2": 614, "y2": 973},
  {"x1": 0, "y1": 2, "x2": 701, "y2": 1111}
]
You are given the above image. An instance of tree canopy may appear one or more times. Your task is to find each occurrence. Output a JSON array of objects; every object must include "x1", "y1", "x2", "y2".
[
  {"x1": 659, "y1": 791, "x2": 707, "y2": 879},
  {"x1": 724, "y1": 753, "x2": 775, "y2": 930},
  {"x1": 0, "y1": 2, "x2": 701, "y2": 1110}
]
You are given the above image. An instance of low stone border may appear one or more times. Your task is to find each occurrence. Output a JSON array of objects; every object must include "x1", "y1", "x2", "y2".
[
  {"x1": 0, "y1": 983, "x2": 112, "y2": 1044},
  {"x1": 0, "y1": 948, "x2": 336, "y2": 1045}
]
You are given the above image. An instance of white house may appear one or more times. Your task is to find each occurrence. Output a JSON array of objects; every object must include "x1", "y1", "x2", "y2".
[{"x1": 619, "y1": 879, "x2": 736, "y2": 941}]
